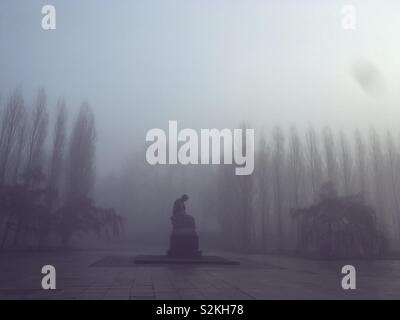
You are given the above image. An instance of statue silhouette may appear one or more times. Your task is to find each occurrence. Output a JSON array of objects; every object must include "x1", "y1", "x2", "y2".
[{"x1": 167, "y1": 194, "x2": 201, "y2": 257}]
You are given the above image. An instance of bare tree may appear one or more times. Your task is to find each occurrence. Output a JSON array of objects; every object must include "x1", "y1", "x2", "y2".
[
  {"x1": 385, "y1": 130, "x2": 400, "y2": 240},
  {"x1": 60, "y1": 102, "x2": 96, "y2": 245},
  {"x1": 338, "y1": 131, "x2": 353, "y2": 195},
  {"x1": 322, "y1": 126, "x2": 338, "y2": 189},
  {"x1": 24, "y1": 88, "x2": 49, "y2": 187},
  {"x1": 305, "y1": 126, "x2": 322, "y2": 202},
  {"x1": 256, "y1": 132, "x2": 270, "y2": 252},
  {"x1": 0, "y1": 88, "x2": 26, "y2": 184},
  {"x1": 235, "y1": 123, "x2": 254, "y2": 251},
  {"x1": 272, "y1": 126, "x2": 285, "y2": 251},
  {"x1": 288, "y1": 126, "x2": 303, "y2": 208},
  {"x1": 65, "y1": 101, "x2": 96, "y2": 203},
  {"x1": 10, "y1": 114, "x2": 27, "y2": 184},
  {"x1": 48, "y1": 97, "x2": 67, "y2": 208},
  {"x1": 288, "y1": 126, "x2": 304, "y2": 249},
  {"x1": 369, "y1": 128, "x2": 388, "y2": 234},
  {"x1": 354, "y1": 130, "x2": 368, "y2": 197},
  {"x1": 216, "y1": 163, "x2": 238, "y2": 248}
]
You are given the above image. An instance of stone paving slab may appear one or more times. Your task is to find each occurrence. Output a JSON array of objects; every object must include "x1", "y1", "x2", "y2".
[{"x1": 1, "y1": 249, "x2": 400, "y2": 299}]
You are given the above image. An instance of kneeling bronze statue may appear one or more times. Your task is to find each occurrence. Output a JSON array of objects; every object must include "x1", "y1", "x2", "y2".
[{"x1": 167, "y1": 194, "x2": 201, "y2": 257}]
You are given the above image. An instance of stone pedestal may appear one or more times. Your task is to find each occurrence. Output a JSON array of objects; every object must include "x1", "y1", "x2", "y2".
[
  {"x1": 168, "y1": 230, "x2": 201, "y2": 257},
  {"x1": 167, "y1": 214, "x2": 202, "y2": 258}
]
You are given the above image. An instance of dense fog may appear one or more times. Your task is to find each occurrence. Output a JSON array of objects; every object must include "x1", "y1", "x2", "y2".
[{"x1": 1, "y1": 0, "x2": 400, "y2": 257}]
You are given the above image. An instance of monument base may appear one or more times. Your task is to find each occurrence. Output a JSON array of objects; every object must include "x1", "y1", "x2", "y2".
[
  {"x1": 134, "y1": 255, "x2": 239, "y2": 265},
  {"x1": 90, "y1": 255, "x2": 240, "y2": 267},
  {"x1": 167, "y1": 249, "x2": 202, "y2": 257},
  {"x1": 167, "y1": 230, "x2": 201, "y2": 258}
]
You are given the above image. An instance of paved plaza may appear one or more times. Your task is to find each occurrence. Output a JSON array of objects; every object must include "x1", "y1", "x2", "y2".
[{"x1": 1, "y1": 247, "x2": 400, "y2": 300}]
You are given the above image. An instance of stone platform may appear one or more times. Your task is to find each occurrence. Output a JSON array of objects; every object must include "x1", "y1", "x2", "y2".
[
  {"x1": 135, "y1": 255, "x2": 239, "y2": 265},
  {"x1": 90, "y1": 255, "x2": 239, "y2": 267}
]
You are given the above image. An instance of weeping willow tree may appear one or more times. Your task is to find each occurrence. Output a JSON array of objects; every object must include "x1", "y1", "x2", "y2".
[
  {"x1": 58, "y1": 197, "x2": 123, "y2": 245},
  {"x1": 0, "y1": 185, "x2": 123, "y2": 248},
  {"x1": 292, "y1": 182, "x2": 386, "y2": 259}
]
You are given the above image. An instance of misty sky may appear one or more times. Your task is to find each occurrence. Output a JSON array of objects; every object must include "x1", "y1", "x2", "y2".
[{"x1": 1, "y1": 0, "x2": 400, "y2": 175}]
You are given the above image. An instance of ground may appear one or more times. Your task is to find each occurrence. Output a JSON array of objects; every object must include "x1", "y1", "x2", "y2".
[{"x1": 0, "y1": 246, "x2": 399, "y2": 300}]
